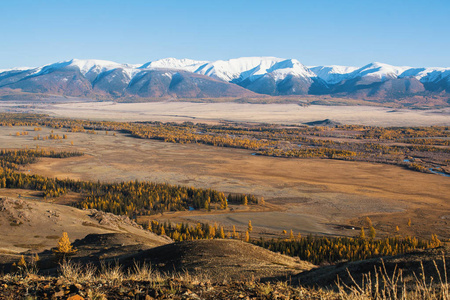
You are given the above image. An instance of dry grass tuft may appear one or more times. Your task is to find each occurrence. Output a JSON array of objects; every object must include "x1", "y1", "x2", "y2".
[
  {"x1": 99, "y1": 261, "x2": 124, "y2": 285},
  {"x1": 127, "y1": 261, "x2": 163, "y2": 282},
  {"x1": 336, "y1": 256, "x2": 449, "y2": 300},
  {"x1": 59, "y1": 259, "x2": 96, "y2": 283}
]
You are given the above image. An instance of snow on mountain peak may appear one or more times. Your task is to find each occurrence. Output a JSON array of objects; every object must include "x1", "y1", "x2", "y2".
[
  {"x1": 311, "y1": 62, "x2": 415, "y2": 84},
  {"x1": 140, "y1": 58, "x2": 208, "y2": 72},
  {"x1": 68, "y1": 59, "x2": 144, "y2": 80},
  {"x1": 28, "y1": 59, "x2": 132, "y2": 78},
  {"x1": 0, "y1": 67, "x2": 33, "y2": 74},
  {"x1": 193, "y1": 57, "x2": 317, "y2": 83},
  {"x1": 355, "y1": 62, "x2": 411, "y2": 80},
  {"x1": 309, "y1": 65, "x2": 358, "y2": 84},
  {"x1": 261, "y1": 59, "x2": 315, "y2": 82},
  {"x1": 67, "y1": 59, "x2": 125, "y2": 74},
  {"x1": 193, "y1": 57, "x2": 283, "y2": 81},
  {"x1": 398, "y1": 67, "x2": 450, "y2": 82}
]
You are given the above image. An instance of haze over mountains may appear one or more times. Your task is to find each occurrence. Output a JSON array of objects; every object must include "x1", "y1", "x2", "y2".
[{"x1": 0, "y1": 57, "x2": 449, "y2": 105}]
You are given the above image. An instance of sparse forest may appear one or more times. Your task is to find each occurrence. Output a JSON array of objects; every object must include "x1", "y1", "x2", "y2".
[
  {"x1": 0, "y1": 148, "x2": 255, "y2": 215},
  {"x1": 253, "y1": 234, "x2": 442, "y2": 265},
  {"x1": 1, "y1": 113, "x2": 448, "y2": 175}
]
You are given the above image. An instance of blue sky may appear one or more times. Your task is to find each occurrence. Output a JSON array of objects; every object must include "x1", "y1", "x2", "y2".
[{"x1": 0, "y1": 0, "x2": 449, "y2": 69}]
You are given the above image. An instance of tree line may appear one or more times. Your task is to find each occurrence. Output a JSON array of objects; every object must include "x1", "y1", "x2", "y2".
[
  {"x1": 0, "y1": 148, "x2": 255, "y2": 214},
  {"x1": 253, "y1": 234, "x2": 441, "y2": 265},
  {"x1": 144, "y1": 219, "x2": 443, "y2": 265}
]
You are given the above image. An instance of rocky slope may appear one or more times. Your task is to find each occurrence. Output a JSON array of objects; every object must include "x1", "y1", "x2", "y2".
[{"x1": 0, "y1": 196, "x2": 170, "y2": 254}]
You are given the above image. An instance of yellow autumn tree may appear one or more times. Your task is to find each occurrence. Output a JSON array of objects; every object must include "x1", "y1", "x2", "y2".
[
  {"x1": 219, "y1": 226, "x2": 225, "y2": 239},
  {"x1": 360, "y1": 227, "x2": 366, "y2": 239},
  {"x1": 369, "y1": 225, "x2": 376, "y2": 239},
  {"x1": 289, "y1": 229, "x2": 295, "y2": 241},
  {"x1": 54, "y1": 232, "x2": 76, "y2": 255},
  {"x1": 245, "y1": 231, "x2": 250, "y2": 242},
  {"x1": 259, "y1": 197, "x2": 265, "y2": 205}
]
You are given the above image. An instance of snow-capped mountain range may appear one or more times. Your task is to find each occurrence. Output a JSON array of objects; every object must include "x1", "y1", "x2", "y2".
[{"x1": 0, "y1": 57, "x2": 449, "y2": 102}]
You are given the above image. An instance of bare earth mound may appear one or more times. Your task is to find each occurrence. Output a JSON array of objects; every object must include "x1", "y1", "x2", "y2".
[
  {"x1": 293, "y1": 245, "x2": 450, "y2": 290},
  {"x1": 0, "y1": 235, "x2": 314, "y2": 282},
  {"x1": 122, "y1": 239, "x2": 316, "y2": 281}
]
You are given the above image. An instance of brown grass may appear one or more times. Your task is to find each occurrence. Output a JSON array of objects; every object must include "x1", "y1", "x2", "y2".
[
  {"x1": 1, "y1": 125, "x2": 449, "y2": 240},
  {"x1": 1, "y1": 257, "x2": 448, "y2": 299},
  {"x1": 336, "y1": 257, "x2": 449, "y2": 299}
]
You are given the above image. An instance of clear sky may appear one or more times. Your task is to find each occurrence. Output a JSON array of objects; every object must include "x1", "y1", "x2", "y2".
[{"x1": 1, "y1": 0, "x2": 449, "y2": 69}]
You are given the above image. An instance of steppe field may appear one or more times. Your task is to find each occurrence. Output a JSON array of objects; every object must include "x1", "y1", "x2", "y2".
[
  {"x1": 1, "y1": 100, "x2": 450, "y2": 126},
  {"x1": 1, "y1": 104, "x2": 448, "y2": 239}
]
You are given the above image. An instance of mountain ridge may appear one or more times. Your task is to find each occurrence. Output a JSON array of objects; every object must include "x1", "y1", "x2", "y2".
[{"x1": 0, "y1": 57, "x2": 449, "y2": 105}]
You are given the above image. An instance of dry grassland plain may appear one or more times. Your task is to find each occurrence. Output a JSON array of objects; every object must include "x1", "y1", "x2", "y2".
[
  {"x1": 1, "y1": 122, "x2": 449, "y2": 240},
  {"x1": 1, "y1": 100, "x2": 450, "y2": 126}
]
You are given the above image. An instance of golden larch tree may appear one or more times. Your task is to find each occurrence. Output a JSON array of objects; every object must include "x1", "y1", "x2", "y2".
[
  {"x1": 54, "y1": 232, "x2": 76, "y2": 254},
  {"x1": 245, "y1": 231, "x2": 250, "y2": 242},
  {"x1": 219, "y1": 226, "x2": 225, "y2": 239},
  {"x1": 360, "y1": 227, "x2": 366, "y2": 239}
]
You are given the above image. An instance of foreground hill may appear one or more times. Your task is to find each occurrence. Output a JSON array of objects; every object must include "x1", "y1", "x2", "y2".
[
  {"x1": 0, "y1": 57, "x2": 449, "y2": 106},
  {"x1": 294, "y1": 245, "x2": 450, "y2": 290},
  {"x1": 121, "y1": 239, "x2": 315, "y2": 281},
  {"x1": 1, "y1": 236, "x2": 315, "y2": 282},
  {"x1": 0, "y1": 240, "x2": 447, "y2": 299},
  {"x1": 0, "y1": 196, "x2": 447, "y2": 298}
]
